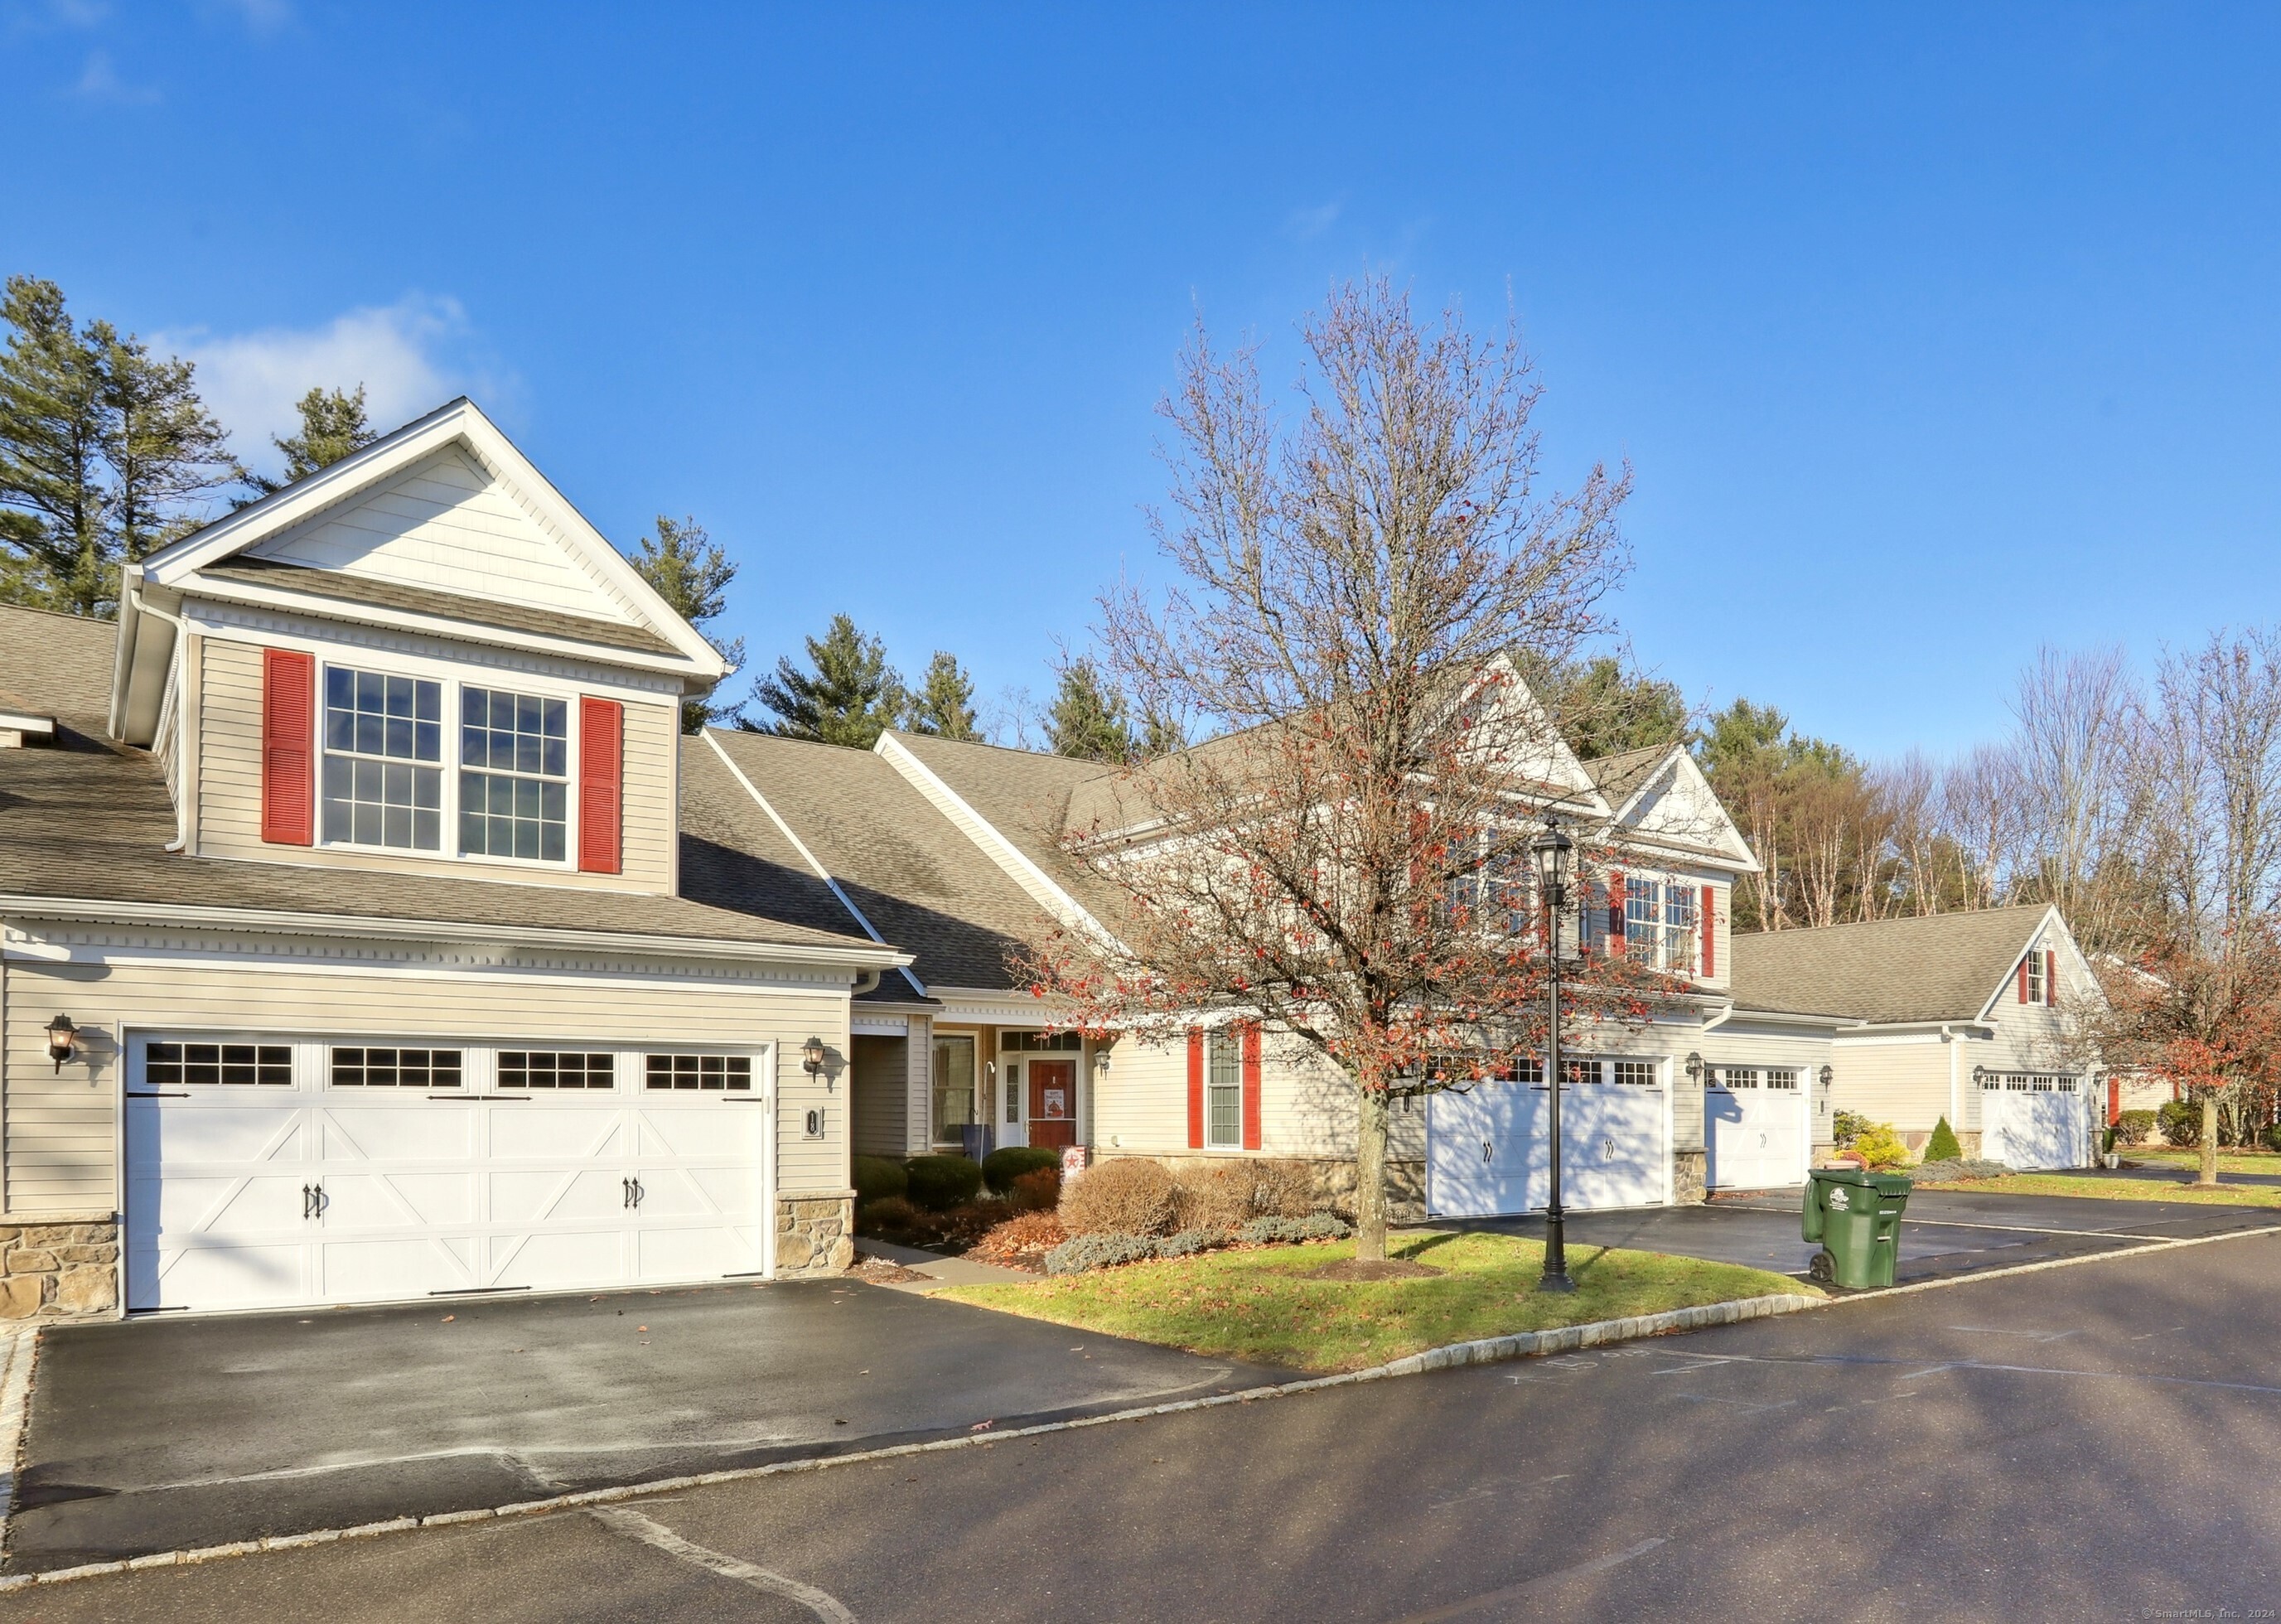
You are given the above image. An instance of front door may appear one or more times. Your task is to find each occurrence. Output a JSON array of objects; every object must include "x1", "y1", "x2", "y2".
[{"x1": 1027, "y1": 1059, "x2": 1077, "y2": 1148}]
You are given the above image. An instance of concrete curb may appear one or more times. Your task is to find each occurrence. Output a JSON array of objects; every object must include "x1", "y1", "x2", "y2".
[
  {"x1": 0, "y1": 1324, "x2": 39, "y2": 1563},
  {"x1": 5, "y1": 1222, "x2": 2277, "y2": 1593}
]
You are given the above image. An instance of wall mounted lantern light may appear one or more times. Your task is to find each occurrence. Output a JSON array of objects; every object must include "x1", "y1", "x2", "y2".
[
  {"x1": 1819, "y1": 1064, "x2": 1835, "y2": 1090},
  {"x1": 45, "y1": 1014, "x2": 79, "y2": 1073},
  {"x1": 1684, "y1": 1051, "x2": 1704, "y2": 1083},
  {"x1": 1971, "y1": 1065, "x2": 1989, "y2": 1088},
  {"x1": 801, "y1": 1036, "x2": 826, "y2": 1077}
]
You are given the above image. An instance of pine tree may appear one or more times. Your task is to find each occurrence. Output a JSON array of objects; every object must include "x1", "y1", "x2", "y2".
[
  {"x1": 744, "y1": 613, "x2": 905, "y2": 747},
  {"x1": 905, "y1": 650, "x2": 980, "y2": 740},
  {"x1": 242, "y1": 385, "x2": 378, "y2": 498},
  {"x1": 1924, "y1": 1117, "x2": 1963, "y2": 1162},
  {"x1": 0, "y1": 277, "x2": 241, "y2": 616},
  {"x1": 628, "y1": 515, "x2": 746, "y2": 732},
  {"x1": 1046, "y1": 659, "x2": 1133, "y2": 762}
]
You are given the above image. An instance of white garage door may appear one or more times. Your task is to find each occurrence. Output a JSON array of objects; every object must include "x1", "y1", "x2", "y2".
[
  {"x1": 1427, "y1": 1059, "x2": 1667, "y2": 1219},
  {"x1": 1705, "y1": 1066, "x2": 1809, "y2": 1189},
  {"x1": 125, "y1": 1038, "x2": 772, "y2": 1314},
  {"x1": 1982, "y1": 1073, "x2": 2090, "y2": 1172}
]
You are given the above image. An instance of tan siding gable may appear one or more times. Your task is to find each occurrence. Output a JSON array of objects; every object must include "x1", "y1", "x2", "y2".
[{"x1": 250, "y1": 446, "x2": 643, "y2": 626}]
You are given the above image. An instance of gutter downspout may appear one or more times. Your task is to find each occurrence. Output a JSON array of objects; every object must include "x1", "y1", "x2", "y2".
[
  {"x1": 851, "y1": 969, "x2": 882, "y2": 997},
  {"x1": 1943, "y1": 1024, "x2": 1960, "y2": 1135}
]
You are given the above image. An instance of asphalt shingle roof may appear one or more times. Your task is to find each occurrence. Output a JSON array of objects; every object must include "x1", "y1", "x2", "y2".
[
  {"x1": 0, "y1": 604, "x2": 880, "y2": 957},
  {"x1": 1582, "y1": 744, "x2": 1675, "y2": 809},
  {"x1": 1728, "y1": 906, "x2": 2051, "y2": 1023}
]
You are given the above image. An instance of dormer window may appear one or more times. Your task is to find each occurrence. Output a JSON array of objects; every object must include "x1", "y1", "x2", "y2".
[
  {"x1": 461, "y1": 686, "x2": 569, "y2": 862},
  {"x1": 322, "y1": 667, "x2": 443, "y2": 850}
]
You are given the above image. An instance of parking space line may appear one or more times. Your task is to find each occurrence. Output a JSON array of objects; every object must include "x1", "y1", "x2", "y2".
[{"x1": 588, "y1": 1505, "x2": 855, "y2": 1622}]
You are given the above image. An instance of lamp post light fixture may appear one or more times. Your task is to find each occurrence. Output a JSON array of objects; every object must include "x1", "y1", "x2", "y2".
[
  {"x1": 1531, "y1": 817, "x2": 1577, "y2": 1295},
  {"x1": 44, "y1": 1014, "x2": 79, "y2": 1073}
]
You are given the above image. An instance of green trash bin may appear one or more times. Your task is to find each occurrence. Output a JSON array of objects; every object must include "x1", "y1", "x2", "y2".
[{"x1": 1802, "y1": 1167, "x2": 1913, "y2": 1288}]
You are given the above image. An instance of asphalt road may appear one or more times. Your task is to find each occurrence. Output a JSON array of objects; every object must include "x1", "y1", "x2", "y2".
[
  {"x1": 9, "y1": 1277, "x2": 1278, "y2": 1571},
  {"x1": 14, "y1": 1230, "x2": 2281, "y2": 1621}
]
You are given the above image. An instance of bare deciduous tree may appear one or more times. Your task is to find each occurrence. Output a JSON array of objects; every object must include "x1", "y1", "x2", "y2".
[{"x1": 1018, "y1": 278, "x2": 1666, "y2": 1260}]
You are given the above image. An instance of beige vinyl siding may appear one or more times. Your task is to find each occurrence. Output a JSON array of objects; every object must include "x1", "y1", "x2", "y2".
[
  {"x1": 255, "y1": 445, "x2": 644, "y2": 623},
  {"x1": 1, "y1": 949, "x2": 848, "y2": 1216},
  {"x1": 850, "y1": 1033, "x2": 909, "y2": 1158},
  {"x1": 1829, "y1": 1036, "x2": 1955, "y2": 1133},
  {"x1": 196, "y1": 634, "x2": 676, "y2": 894}
]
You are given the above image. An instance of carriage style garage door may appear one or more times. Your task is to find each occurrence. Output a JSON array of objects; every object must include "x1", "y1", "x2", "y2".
[
  {"x1": 1704, "y1": 1066, "x2": 1810, "y2": 1189},
  {"x1": 1426, "y1": 1059, "x2": 1668, "y2": 1219},
  {"x1": 125, "y1": 1037, "x2": 772, "y2": 1314},
  {"x1": 1981, "y1": 1071, "x2": 2090, "y2": 1172}
]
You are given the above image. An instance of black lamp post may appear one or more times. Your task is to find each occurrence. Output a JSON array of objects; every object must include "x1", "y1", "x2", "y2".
[{"x1": 1532, "y1": 818, "x2": 1576, "y2": 1294}]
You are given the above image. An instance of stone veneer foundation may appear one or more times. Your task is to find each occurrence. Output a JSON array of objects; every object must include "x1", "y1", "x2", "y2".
[
  {"x1": 775, "y1": 1190, "x2": 855, "y2": 1276},
  {"x1": 0, "y1": 1220, "x2": 119, "y2": 1317}
]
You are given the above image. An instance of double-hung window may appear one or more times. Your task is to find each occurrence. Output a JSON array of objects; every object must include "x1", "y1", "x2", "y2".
[
  {"x1": 1662, "y1": 883, "x2": 1697, "y2": 970},
  {"x1": 322, "y1": 667, "x2": 443, "y2": 850},
  {"x1": 1620, "y1": 876, "x2": 1697, "y2": 971},
  {"x1": 1205, "y1": 1031, "x2": 1242, "y2": 1148},
  {"x1": 461, "y1": 687, "x2": 569, "y2": 862}
]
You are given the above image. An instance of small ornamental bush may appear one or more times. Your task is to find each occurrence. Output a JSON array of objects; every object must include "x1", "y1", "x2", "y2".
[
  {"x1": 1153, "y1": 1229, "x2": 1220, "y2": 1259},
  {"x1": 968, "y1": 1210, "x2": 1067, "y2": 1269},
  {"x1": 1832, "y1": 1110, "x2": 1872, "y2": 1149},
  {"x1": 858, "y1": 1196, "x2": 928, "y2": 1240},
  {"x1": 2114, "y1": 1109, "x2": 2158, "y2": 1147},
  {"x1": 982, "y1": 1145, "x2": 1062, "y2": 1193},
  {"x1": 1249, "y1": 1159, "x2": 1319, "y2": 1219},
  {"x1": 1239, "y1": 1214, "x2": 1352, "y2": 1245},
  {"x1": 1008, "y1": 1167, "x2": 1062, "y2": 1212},
  {"x1": 1172, "y1": 1163, "x2": 1258, "y2": 1235},
  {"x1": 853, "y1": 1155, "x2": 908, "y2": 1206},
  {"x1": 1060, "y1": 1157, "x2": 1177, "y2": 1236},
  {"x1": 1848, "y1": 1123, "x2": 1913, "y2": 1170},
  {"x1": 1045, "y1": 1232, "x2": 1157, "y2": 1275},
  {"x1": 1924, "y1": 1117, "x2": 1963, "y2": 1163},
  {"x1": 2158, "y1": 1100, "x2": 2200, "y2": 1148},
  {"x1": 2265, "y1": 1124, "x2": 2281, "y2": 1153},
  {"x1": 905, "y1": 1154, "x2": 987, "y2": 1212}
]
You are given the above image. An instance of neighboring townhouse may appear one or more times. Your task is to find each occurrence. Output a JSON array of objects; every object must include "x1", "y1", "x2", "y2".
[
  {"x1": 1729, "y1": 905, "x2": 2103, "y2": 1170},
  {"x1": 0, "y1": 399, "x2": 906, "y2": 1320}
]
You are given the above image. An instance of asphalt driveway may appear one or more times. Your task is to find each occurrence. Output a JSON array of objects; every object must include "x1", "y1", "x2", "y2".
[
  {"x1": 8, "y1": 1277, "x2": 1280, "y2": 1573},
  {"x1": 1427, "y1": 1184, "x2": 2280, "y2": 1283}
]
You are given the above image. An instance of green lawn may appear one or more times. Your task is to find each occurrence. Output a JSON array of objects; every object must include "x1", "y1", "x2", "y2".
[
  {"x1": 933, "y1": 1232, "x2": 1815, "y2": 1375},
  {"x1": 2124, "y1": 1148, "x2": 2281, "y2": 1177},
  {"x1": 1919, "y1": 1172, "x2": 2281, "y2": 1207}
]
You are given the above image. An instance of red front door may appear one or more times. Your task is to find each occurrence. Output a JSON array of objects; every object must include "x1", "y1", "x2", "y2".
[{"x1": 1028, "y1": 1059, "x2": 1077, "y2": 1149}]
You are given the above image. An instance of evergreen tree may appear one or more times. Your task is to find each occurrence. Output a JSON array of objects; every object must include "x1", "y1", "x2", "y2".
[
  {"x1": 1551, "y1": 655, "x2": 1689, "y2": 761},
  {"x1": 628, "y1": 514, "x2": 745, "y2": 732},
  {"x1": 1138, "y1": 705, "x2": 1186, "y2": 758},
  {"x1": 905, "y1": 650, "x2": 980, "y2": 740},
  {"x1": 242, "y1": 385, "x2": 378, "y2": 498},
  {"x1": 0, "y1": 277, "x2": 241, "y2": 616},
  {"x1": 744, "y1": 613, "x2": 905, "y2": 747},
  {"x1": 1046, "y1": 659, "x2": 1133, "y2": 762},
  {"x1": 1924, "y1": 1117, "x2": 1963, "y2": 1162}
]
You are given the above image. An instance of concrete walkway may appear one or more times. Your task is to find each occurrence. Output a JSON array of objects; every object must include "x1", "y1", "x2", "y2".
[{"x1": 857, "y1": 1239, "x2": 1037, "y2": 1288}]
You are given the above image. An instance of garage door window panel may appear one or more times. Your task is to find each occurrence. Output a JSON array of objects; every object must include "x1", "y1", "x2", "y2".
[
  {"x1": 502, "y1": 1051, "x2": 617, "y2": 1090},
  {"x1": 147, "y1": 1042, "x2": 292, "y2": 1086},
  {"x1": 331, "y1": 1047, "x2": 462, "y2": 1088},
  {"x1": 645, "y1": 1054, "x2": 753, "y2": 1090}
]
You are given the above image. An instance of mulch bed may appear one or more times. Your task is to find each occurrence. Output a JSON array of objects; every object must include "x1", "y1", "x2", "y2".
[
  {"x1": 849, "y1": 1254, "x2": 935, "y2": 1285},
  {"x1": 1307, "y1": 1258, "x2": 1445, "y2": 1283}
]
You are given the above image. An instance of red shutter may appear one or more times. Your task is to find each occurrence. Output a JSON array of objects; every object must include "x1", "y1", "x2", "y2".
[
  {"x1": 578, "y1": 697, "x2": 623, "y2": 874},
  {"x1": 1700, "y1": 884, "x2": 1715, "y2": 979},
  {"x1": 1607, "y1": 872, "x2": 1626, "y2": 956},
  {"x1": 2046, "y1": 950, "x2": 2058, "y2": 1008},
  {"x1": 1186, "y1": 1027, "x2": 1205, "y2": 1149},
  {"x1": 2017, "y1": 958, "x2": 2029, "y2": 1003},
  {"x1": 260, "y1": 648, "x2": 316, "y2": 846},
  {"x1": 1241, "y1": 1023, "x2": 1263, "y2": 1151},
  {"x1": 2107, "y1": 1076, "x2": 2120, "y2": 1126}
]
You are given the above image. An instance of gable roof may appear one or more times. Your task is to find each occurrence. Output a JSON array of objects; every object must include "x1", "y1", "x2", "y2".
[
  {"x1": 111, "y1": 398, "x2": 727, "y2": 743},
  {"x1": 1729, "y1": 906, "x2": 2057, "y2": 1023},
  {"x1": 708, "y1": 729, "x2": 1061, "y2": 992},
  {"x1": 0, "y1": 603, "x2": 892, "y2": 967},
  {"x1": 1581, "y1": 744, "x2": 1671, "y2": 807}
]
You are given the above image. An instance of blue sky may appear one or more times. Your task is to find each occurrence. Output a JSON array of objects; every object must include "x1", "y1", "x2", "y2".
[{"x1": 8, "y1": 2, "x2": 2281, "y2": 758}]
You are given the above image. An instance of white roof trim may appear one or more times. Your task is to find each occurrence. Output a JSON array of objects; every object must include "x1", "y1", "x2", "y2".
[
  {"x1": 0, "y1": 710, "x2": 55, "y2": 737},
  {"x1": 1971, "y1": 904, "x2": 2101, "y2": 1022},
  {"x1": 1602, "y1": 747, "x2": 1760, "y2": 872}
]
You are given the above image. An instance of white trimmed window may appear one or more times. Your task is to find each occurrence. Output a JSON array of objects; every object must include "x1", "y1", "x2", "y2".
[
  {"x1": 1765, "y1": 1068, "x2": 1800, "y2": 1090},
  {"x1": 1206, "y1": 1032, "x2": 1242, "y2": 1148},
  {"x1": 331, "y1": 1046, "x2": 462, "y2": 1088},
  {"x1": 461, "y1": 686, "x2": 569, "y2": 862},
  {"x1": 147, "y1": 1042, "x2": 292, "y2": 1087},
  {"x1": 502, "y1": 1051, "x2": 616, "y2": 1089},
  {"x1": 2024, "y1": 953, "x2": 2046, "y2": 1004},
  {"x1": 322, "y1": 666, "x2": 443, "y2": 851},
  {"x1": 645, "y1": 1054, "x2": 754, "y2": 1091}
]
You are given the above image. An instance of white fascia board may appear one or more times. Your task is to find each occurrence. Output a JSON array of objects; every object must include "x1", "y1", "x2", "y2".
[
  {"x1": 138, "y1": 398, "x2": 725, "y2": 679},
  {"x1": 702, "y1": 731, "x2": 930, "y2": 998},
  {"x1": 0, "y1": 895, "x2": 909, "y2": 973},
  {"x1": 1605, "y1": 750, "x2": 1760, "y2": 872},
  {"x1": 0, "y1": 709, "x2": 54, "y2": 737},
  {"x1": 1971, "y1": 905, "x2": 2066, "y2": 1023},
  {"x1": 179, "y1": 575, "x2": 706, "y2": 687},
  {"x1": 873, "y1": 734, "x2": 1120, "y2": 948}
]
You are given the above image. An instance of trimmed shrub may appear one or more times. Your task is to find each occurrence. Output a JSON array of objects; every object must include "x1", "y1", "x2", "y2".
[
  {"x1": 1008, "y1": 1167, "x2": 1061, "y2": 1212},
  {"x1": 1249, "y1": 1158, "x2": 1319, "y2": 1219},
  {"x1": 1045, "y1": 1232, "x2": 1157, "y2": 1275},
  {"x1": 982, "y1": 1145, "x2": 1061, "y2": 1193},
  {"x1": 1239, "y1": 1214, "x2": 1352, "y2": 1245},
  {"x1": 853, "y1": 1155, "x2": 908, "y2": 1206},
  {"x1": 2114, "y1": 1109, "x2": 2158, "y2": 1147},
  {"x1": 2158, "y1": 1100, "x2": 2201, "y2": 1148},
  {"x1": 1153, "y1": 1229, "x2": 1220, "y2": 1259},
  {"x1": 2264, "y1": 1124, "x2": 2281, "y2": 1153},
  {"x1": 1061, "y1": 1157, "x2": 1177, "y2": 1236},
  {"x1": 1914, "y1": 1157, "x2": 2009, "y2": 1182},
  {"x1": 905, "y1": 1154, "x2": 986, "y2": 1212},
  {"x1": 1924, "y1": 1117, "x2": 1963, "y2": 1163},
  {"x1": 1849, "y1": 1123, "x2": 1912, "y2": 1170},
  {"x1": 1172, "y1": 1163, "x2": 1258, "y2": 1235},
  {"x1": 1832, "y1": 1110, "x2": 1871, "y2": 1148},
  {"x1": 858, "y1": 1196, "x2": 926, "y2": 1240}
]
